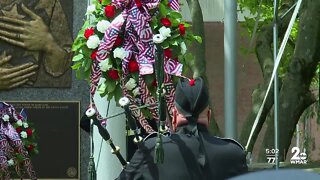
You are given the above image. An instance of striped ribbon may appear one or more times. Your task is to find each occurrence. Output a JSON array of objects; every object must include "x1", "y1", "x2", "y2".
[
  {"x1": 169, "y1": 0, "x2": 180, "y2": 11},
  {"x1": 121, "y1": 75, "x2": 156, "y2": 133},
  {"x1": 0, "y1": 102, "x2": 37, "y2": 180},
  {"x1": 93, "y1": 0, "x2": 182, "y2": 94},
  {"x1": 91, "y1": 0, "x2": 182, "y2": 133}
]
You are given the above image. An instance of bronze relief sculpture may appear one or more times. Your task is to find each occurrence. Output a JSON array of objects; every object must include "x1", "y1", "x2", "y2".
[{"x1": 0, "y1": 0, "x2": 73, "y2": 90}]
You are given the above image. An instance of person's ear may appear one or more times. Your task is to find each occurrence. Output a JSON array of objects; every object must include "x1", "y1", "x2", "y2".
[
  {"x1": 207, "y1": 109, "x2": 212, "y2": 125},
  {"x1": 172, "y1": 107, "x2": 177, "y2": 132}
]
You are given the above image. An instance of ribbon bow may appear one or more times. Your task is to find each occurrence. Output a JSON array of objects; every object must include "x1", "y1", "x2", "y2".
[
  {"x1": 90, "y1": 0, "x2": 159, "y2": 96},
  {"x1": 97, "y1": 0, "x2": 159, "y2": 72},
  {"x1": 92, "y1": 0, "x2": 182, "y2": 92}
]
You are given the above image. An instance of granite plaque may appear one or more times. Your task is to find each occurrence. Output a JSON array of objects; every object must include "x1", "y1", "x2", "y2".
[{"x1": 8, "y1": 101, "x2": 80, "y2": 179}]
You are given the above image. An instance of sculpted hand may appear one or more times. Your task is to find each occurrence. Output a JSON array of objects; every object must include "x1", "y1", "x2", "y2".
[
  {"x1": 0, "y1": 52, "x2": 38, "y2": 90},
  {"x1": 0, "y1": 4, "x2": 70, "y2": 76},
  {"x1": 0, "y1": 4, "x2": 55, "y2": 52}
]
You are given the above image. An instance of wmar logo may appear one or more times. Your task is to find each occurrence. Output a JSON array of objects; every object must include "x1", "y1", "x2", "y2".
[{"x1": 290, "y1": 147, "x2": 307, "y2": 164}]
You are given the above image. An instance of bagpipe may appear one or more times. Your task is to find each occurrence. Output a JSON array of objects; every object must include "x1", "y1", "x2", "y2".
[{"x1": 83, "y1": 43, "x2": 169, "y2": 177}]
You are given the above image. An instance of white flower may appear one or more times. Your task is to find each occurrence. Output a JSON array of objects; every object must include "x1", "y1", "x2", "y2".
[
  {"x1": 2, "y1": 114, "x2": 9, "y2": 122},
  {"x1": 99, "y1": 77, "x2": 107, "y2": 84},
  {"x1": 180, "y1": 42, "x2": 187, "y2": 55},
  {"x1": 132, "y1": 87, "x2": 140, "y2": 97},
  {"x1": 16, "y1": 120, "x2": 23, "y2": 126},
  {"x1": 159, "y1": 26, "x2": 171, "y2": 39},
  {"x1": 86, "y1": 4, "x2": 96, "y2": 14},
  {"x1": 86, "y1": 35, "x2": 100, "y2": 49},
  {"x1": 20, "y1": 131, "x2": 28, "y2": 139},
  {"x1": 153, "y1": 34, "x2": 165, "y2": 44},
  {"x1": 119, "y1": 97, "x2": 130, "y2": 106},
  {"x1": 125, "y1": 78, "x2": 137, "y2": 90},
  {"x1": 113, "y1": 47, "x2": 127, "y2": 60},
  {"x1": 7, "y1": 159, "x2": 14, "y2": 166},
  {"x1": 97, "y1": 20, "x2": 111, "y2": 33},
  {"x1": 97, "y1": 78, "x2": 107, "y2": 94},
  {"x1": 99, "y1": 59, "x2": 112, "y2": 72},
  {"x1": 23, "y1": 122, "x2": 29, "y2": 128}
]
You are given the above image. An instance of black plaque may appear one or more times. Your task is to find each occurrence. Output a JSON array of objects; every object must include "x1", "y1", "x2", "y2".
[{"x1": 8, "y1": 101, "x2": 80, "y2": 179}]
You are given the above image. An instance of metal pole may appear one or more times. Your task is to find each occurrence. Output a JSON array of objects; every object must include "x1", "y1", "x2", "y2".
[
  {"x1": 224, "y1": 0, "x2": 237, "y2": 139},
  {"x1": 273, "y1": 0, "x2": 280, "y2": 170},
  {"x1": 296, "y1": 124, "x2": 299, "y2": 148}
]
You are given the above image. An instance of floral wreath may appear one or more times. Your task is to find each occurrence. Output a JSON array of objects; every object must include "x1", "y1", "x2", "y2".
[
  {"x1": 0, "y1": 102, "x2": 38, "y2": 179},
  {"x1": 72, "y1": 0, "x2": 201, "y2": 133}
]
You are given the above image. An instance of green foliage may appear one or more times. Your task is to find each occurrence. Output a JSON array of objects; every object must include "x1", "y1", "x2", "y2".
[
  {"x1": 193, "y1": 36, "x2": 202, "y2": 43},
  {"x1": 311, "y1": 63, "x2": 320, "y2": 89},
  {"x1": 101, "y1": 0, "x2": 111, "y2": 5},
  {"x1": 240, "y1": 0, "x2": 319, "y2": 127},
  {"x1": 238, "y1": 0, "x2": 300, "y2": 78},
  {"x1": 72, "y1": 54, "x2": 83, "y2": 62},
  {"x1": 159, "y1": 3, "x2": 169, "y2": 17}
]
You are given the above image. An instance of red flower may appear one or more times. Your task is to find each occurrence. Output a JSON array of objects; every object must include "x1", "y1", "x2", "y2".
[
  {"x1": 161, "y1": 18, "x2": 171, "y2": 27},
  {"x1": 164, "y1": 48, "x2": 172, "y2": 58},
  {"x1": 108, "y1": 69, "x2": 120, "y2": 80},
  {"x1": 152, "y1": 79, "x2": 157, "y2": 87},
  {"x1": 128, "y1": 60, "x2": 139, "y2": 73},
  {"x1": 104, "y1": 5, "x2": 116, "y2": 18},
  {"x1": 178, "y1": 24, "x2": 186, "y2": 36},
  {"x1": 16, "y1": 127, "x2": 22, "y2": 133},
  {"x1": 90, "y1": 50, "x2": 98, "y2": 60},
  {"x1": 17, "y1": 114, "x2": 23, "y2": 120},
  {"x1": 99, "y1": 0, "x2": 102, "y2": 3},
  {"x1": 27, "y1": 144, "x2": 34, "y2": 151},
  {"x1": 135, "y1": 0, "x2": 143, "y2": 8},
  {"x1": 26, "y1": 128, "x2": 33, "y2": 136},
  {"x1": 189, "y1": 79, "x2": 195, "y2": 86},
  {"x1": 114, "y1": 36, "x2": 123, "y2": 47},
  {"x1": 84, "y1": 28, "x2": 94, "y2": 39}
]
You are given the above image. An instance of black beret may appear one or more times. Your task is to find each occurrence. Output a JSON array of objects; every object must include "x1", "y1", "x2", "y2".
[{"x1": 174, "y1": 77, "x2": 209, "y2": 123}]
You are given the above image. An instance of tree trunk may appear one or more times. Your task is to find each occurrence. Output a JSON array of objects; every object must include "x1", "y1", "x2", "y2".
[
  {"x1": 239, "y1": 2, "x2": 294, "y2": 151},
  {"x1": 261, "y1": 0, "x2": 320, "y2": 161},
  {"x1": 186, "y1": 0, "x2": 206, "y2": 78},
  {"x1": 239, "y1": 23, "x2": 276, "y2": 151},
  {"x1": 186, "y1": 0, "x2": 220, "y2": 135}
]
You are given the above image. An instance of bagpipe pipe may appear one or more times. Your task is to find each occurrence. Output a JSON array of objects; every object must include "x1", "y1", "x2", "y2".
[
  {"x1": 85, "y1": 107, "x2": 128, "y2": 167},
  {"x1": 83, "y1": 100, "x2": 162, "y2": 180}
]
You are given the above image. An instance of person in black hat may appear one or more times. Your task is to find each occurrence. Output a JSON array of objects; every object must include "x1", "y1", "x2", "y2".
[{"x1": 117, "y1": 77, "x2": 248, "y2": 180}]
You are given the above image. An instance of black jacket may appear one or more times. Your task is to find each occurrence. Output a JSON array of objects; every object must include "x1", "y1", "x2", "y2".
[{"x1": 117, "y1": 125, "x2": 248, "y2": 180}]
